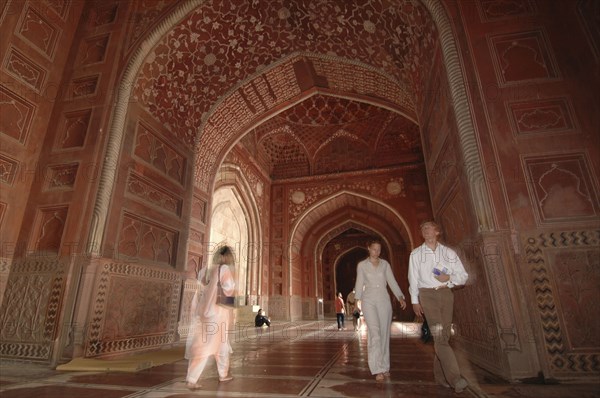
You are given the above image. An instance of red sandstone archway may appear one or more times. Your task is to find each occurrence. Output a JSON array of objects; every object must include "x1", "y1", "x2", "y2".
[
  {"x1": 212, "y1": 162, "x2": 263, "y2": 305},
  {"x1": 82, "y1": 0, "x2": 496, "y2": 366},
  {"x1": 287, "y1": 191, "x2": 412, "y2": 321}
]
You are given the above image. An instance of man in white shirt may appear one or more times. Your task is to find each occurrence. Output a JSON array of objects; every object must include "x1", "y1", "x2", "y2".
[{"x1": 408, "y1": 221, "x2": 469, "y2": 393}]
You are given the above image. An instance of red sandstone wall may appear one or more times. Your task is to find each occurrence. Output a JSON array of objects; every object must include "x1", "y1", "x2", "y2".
[
  {"x1": 0, "y1": 0, "x2": 87, "y2": 361},
  {"x1": 444, "y1": 0, "x2": 599, "y2": 380},
  {"x1": 0, "y1": 1, "x2": 86, "y2": 261},
  {"x1": 0, "y1": 0, "x2": 187, "y2": 362}
]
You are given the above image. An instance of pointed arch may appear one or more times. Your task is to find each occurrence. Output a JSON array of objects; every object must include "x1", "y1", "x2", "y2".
[
  {"x1": 289, "y1": 190, "x2": 413, "y2": 299},
  {"x1": 87, "y1": 0, "x2": 494, "y2": 257},
  {"x1": 419, "y1": 0, "x2": 494, "y2": 231},
  {"x1": 86, "y1": 0, "x2": 202, "y2": 254},
  {"x1": 213, "y1": 162, "x2": 264, "y2": 303},
  {"x1": 316, "y1": 221, "x2": 391, "y2": 299}
]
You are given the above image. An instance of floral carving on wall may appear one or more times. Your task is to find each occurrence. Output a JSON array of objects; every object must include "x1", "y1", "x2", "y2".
[{"x1": 134, "y1": 0, "x2": 436, "y2": 146}]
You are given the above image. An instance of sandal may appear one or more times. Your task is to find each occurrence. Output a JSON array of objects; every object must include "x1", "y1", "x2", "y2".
[
  {"x1": 375, "y1": 373, "x2": 385, "y2": 382},
  {"x1": 219, "y1": 375, "x2": 233, "y2": 382}
]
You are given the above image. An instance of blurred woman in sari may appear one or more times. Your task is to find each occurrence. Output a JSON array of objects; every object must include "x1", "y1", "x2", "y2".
[{"x1": 185, "y1": 245, "x2": 236, "y2": 390}]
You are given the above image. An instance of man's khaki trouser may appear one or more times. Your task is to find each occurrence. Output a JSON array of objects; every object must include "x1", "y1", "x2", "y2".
[{"x1": 419, "y1": 287, "x2": 462, "y2": 387}]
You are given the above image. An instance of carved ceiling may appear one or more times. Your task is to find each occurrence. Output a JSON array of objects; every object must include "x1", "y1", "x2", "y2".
[
  {"x1": 133, "y1": 0, "x2": 437, "y2": 149},
  {"x1": 240, "y1": 94, "x2": 421, "y2": 179}
]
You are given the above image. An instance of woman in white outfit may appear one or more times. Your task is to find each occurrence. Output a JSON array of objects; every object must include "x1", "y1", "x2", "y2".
[
  {"x1": 354, "y1": 239, "x2": 406, "y2": 382},
  {"x1": 185, "y1": 246, "x2": 236, "y2": 390}
]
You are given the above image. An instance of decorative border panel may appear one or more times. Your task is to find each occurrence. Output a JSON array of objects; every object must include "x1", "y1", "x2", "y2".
[
  {"x1": 577, "y1": 0, "x2": 600, "y2": 60},
  {"x1": 40, "y1": 0, "x2": 70, "y2": 20},
  {"x1": 16, "y1": 5, "x2": 60, "y2": 60},
  {"x1": 0, "y1": 154, "x2": 19, "y2": 185},
  {"x1": 0, "y1": 259, "x2": 66, "y2": 360},
  {"x1": 523, "y1": 229, "x2": 600, "y2": 376},
  {"x1": 85, "y1": 261, "x2": 181, "y2": 357},
  {"x1": 506, "y1": 97, "x2": 577, "y2": 136},
  {"x1": 488, "y1": 29, "x2": 560, "y2": 86},
  {"x1": 44, "y1": 163, "x2": 78, "y2": 190},
  {"x1": 133, "y1": 121, "x2": 186, "y2": 185},
  {"x1": 77, "y1": 34, "x2": 110, "y2": 66},
  {"x1": 88, "y1": 3, "x2": 119, "y2": 28},
  {"x1": 126, "y1": 171, "x2": 182, "y2": 217},
  {"x1": 191, "y1": 195, "x2": 207, "y2": 222},
  {"x1": 56, "y1": 108, "x2": 92, "y2": 149},
  {"x1": 522, "y1": 153, "x2": 599, "y2": 225},
  {"x1": 0, "y1": 84, "x2": 36, "y2": 144},
  {"x1": 70, "y1": 75, "x2": 100, "y2": 99},
  {"x1": 3, "y1": 46, "x2": 47, "y2": 93},
  {"x1": 30, "y1": 205, "x2": 69, "y2": 253},
  {"x1": 117, "y1": 212, "x2": 178, "y2": 267},
  {"x1": 178, "y1": 279, "x2": 200, "y2": 340},
  {"x1": 477, "y1": 0, "x2": 536, "y2": 21}
]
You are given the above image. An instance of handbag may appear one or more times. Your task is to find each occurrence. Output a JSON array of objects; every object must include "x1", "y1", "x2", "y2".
[
  {"x1": 216, "y1": 264, "x2": 235, "y2": 308},
  {"x1": 421, "y1": 317, "x2": 432, "y2": 343}
]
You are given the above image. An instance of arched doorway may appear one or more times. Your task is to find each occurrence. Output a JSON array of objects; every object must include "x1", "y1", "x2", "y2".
[
  {"x1": 212, "y1": 162, "x2": 264, "y2": 307},
  {"x1": 335, "y1": 246, "x2": 367, "y2": 300},
  {"x1": 209, "y1": 187, "x2": 248, "y2": 305},
  {"x1": 292, "y1": 192, "x2": 413, "y2": 322},
  {"x1": 77, "y1": 0, "x2": 505, "y2": 380}
]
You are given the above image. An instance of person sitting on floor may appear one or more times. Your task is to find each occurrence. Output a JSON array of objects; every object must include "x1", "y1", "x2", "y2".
[{"x1": 255, "y1": 309, "x2": 271, "y2": 327}]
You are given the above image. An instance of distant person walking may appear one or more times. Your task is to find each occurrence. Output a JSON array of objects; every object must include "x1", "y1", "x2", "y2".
[
  {"x1": 346, "y1": 289, "x2": 360, "y2": 331},
  {"x1": 335, "y1": 292, "x2": 346, "y2": 330}
]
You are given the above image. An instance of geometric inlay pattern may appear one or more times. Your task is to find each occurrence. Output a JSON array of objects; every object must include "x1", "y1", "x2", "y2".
[
  {"x1": 85, "y1": 261, "x2": 181, "y2": 357},
  {"x1": 523, "y1": 229, "x2": 600, "y2": 376},
  {"x1": 287, "y1": 175, "x2": 406, "y2": 224},
  {"x1": 250, "y1": 94, "x2": 420, "y2": 179},
  {"x1": 0, "y1": 259, "x2": 65, "y2": 360}
]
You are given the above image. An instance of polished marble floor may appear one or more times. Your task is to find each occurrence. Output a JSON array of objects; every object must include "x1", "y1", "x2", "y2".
[{"x1": 1, "y1": 321, "x2": 598, "y2": 398}]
